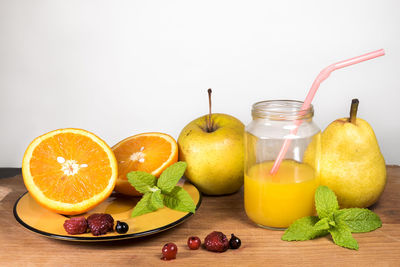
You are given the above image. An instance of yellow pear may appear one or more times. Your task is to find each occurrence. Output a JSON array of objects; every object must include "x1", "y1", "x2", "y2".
[{"x1": 304, "y1": 99, "x2": 386, "y2": 208}]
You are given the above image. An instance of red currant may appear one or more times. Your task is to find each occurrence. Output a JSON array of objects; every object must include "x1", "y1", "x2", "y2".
[
  {"x1": 187, "y1": 236, "x2": 201, "y2": 250},
  {"x1": 161, "y1": 243, "x2": 178, "y2": 260}
]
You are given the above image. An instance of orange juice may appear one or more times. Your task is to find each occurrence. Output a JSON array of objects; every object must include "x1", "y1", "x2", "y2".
[{"x1": 244, "y1": 160, "x2": 318, "y2": 229}]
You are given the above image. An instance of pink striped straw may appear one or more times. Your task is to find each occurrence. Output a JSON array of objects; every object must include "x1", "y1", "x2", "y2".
[{"x1": 270, "y1": 49, "x2": 385, "y2": 175}]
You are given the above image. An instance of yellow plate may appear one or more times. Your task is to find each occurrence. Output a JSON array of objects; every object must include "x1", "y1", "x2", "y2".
[{"x1": 13, "y1": 181, "x2": 201, "y2": 242}]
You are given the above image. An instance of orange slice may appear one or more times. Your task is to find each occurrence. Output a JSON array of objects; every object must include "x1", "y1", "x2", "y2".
[
  {"x1": 22, "y1": 128, "x2": 118, "y2": 215},
  {"x1": 112, "y1": 132, "x2": 178, "y2": 196}
]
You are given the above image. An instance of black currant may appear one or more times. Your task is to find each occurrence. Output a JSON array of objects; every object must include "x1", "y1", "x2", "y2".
[
  {"x1": 115, "y1": 221, "x2": 129, "y2": 234},
  {"x1": 229, "y1": 233, "x2": 241, "y2": 249}
]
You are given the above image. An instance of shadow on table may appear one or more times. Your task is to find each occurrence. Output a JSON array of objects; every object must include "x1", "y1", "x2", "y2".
[{"x1": 0, "y1": 168, "x2": 21, "y2": 178}]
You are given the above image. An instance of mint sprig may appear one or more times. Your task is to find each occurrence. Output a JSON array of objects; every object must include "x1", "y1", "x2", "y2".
[
  {"x1": 127, "y1": 161, "x2": 196, "y2": 217},
  {"x1": 282, "y1": 185, "x2": 382, "y2": 250}
]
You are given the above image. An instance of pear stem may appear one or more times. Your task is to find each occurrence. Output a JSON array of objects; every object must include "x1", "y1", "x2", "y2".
[
  {"x1": 207, "y1": 88, "x2": 213, "y2": 132},
  {"x1": 349, "y1": 98, "x2": 359, "y2": 124}
]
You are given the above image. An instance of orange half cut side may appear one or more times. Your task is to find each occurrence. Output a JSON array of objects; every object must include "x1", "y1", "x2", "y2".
[
  {"x1": 22, "y1": 128, "x2": 118, "y2": 215},
  {"x1": 112, "y1": 132, "x2": 178, "y2": 196}
]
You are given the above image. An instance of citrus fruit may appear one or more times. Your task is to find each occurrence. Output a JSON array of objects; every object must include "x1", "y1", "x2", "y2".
[
  {"x1": 112, "y1": 132, "x2": 178, "y2": 196},
  {"x1": 22, "y1": 128, "x2": 118, "y2": 215}
]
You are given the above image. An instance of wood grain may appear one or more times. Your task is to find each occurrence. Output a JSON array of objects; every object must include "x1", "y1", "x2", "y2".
[{"x1": 1, "y1": 166, "x2": 400, "y2": 266}]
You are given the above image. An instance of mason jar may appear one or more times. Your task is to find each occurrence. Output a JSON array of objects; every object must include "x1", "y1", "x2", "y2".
[{"x1": 244, "y1": 100, "x2": 321, "y2": 229}]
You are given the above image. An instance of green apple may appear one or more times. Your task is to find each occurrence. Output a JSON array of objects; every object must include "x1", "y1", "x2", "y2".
[{"x1": 178, "y1": 113, "x2": 244, "y2": 195}]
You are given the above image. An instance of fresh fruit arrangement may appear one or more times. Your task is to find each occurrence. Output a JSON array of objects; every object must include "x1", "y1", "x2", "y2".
[
  {"x1": 19, "y1": 86, "x2": 388, "y2": 254},
  {"x1": 21, "y1": 89, "x2": 245, "y2": 241},
  {"x1": 20, "y1": 128, "x2": 197, "y2": 238}
]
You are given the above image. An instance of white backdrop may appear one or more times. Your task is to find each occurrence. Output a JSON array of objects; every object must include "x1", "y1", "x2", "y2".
[{"x1": 1, "y1": 0, "x2": 399, "y2": 167}]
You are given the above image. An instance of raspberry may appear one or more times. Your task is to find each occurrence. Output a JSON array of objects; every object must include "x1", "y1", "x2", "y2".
[
  {"x1": 63, "y1": 216, "x2": 88, "y2": 235},
  {"x1": 87, "y1": 213, "x2": 114, "y2": 236},
  {"x1": 204, "y1": 231, "x2": 229, "y2": 252}
]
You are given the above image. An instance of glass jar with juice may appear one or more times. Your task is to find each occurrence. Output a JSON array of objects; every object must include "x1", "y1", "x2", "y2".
[{"x1": 244, "y1": 100, "x2": 321, "y2": 229}]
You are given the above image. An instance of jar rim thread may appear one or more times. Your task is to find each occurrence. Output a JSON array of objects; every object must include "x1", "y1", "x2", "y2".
[{"x1": 252, "y1": 100, "x2": 314, "y2": 120}]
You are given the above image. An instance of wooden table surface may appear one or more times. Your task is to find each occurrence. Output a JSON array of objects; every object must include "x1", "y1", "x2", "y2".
[{"x1": 1, "y1": 166, "x2": 400, "y2": 266}]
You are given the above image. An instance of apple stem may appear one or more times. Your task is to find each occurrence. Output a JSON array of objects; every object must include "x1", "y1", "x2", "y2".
[
  {"x1": 207, "y1": 88, "x2": 213, "y2": 132},
  {"x1": 349, "y1": 98, "x2": 359, "y2": 124}
]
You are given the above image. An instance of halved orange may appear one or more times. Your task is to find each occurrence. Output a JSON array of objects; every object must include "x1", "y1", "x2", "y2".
[
  {"x1": 112, "y1": 132, "x2": 178, "y2": 196},
  {"x1": 22, "y1": 128, "x2": 118, "y2": 215}
]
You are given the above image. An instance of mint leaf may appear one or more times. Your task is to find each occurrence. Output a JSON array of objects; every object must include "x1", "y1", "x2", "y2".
[
  {"x1": 334, "y1": 208, "x2": 382, "y2": 233},
  {"x1": 282, "y1": 216, "x2": 329, "y2": 241},
  {"x1": 151, "y1": 190, "x2": 164, "y2": 210},
  {"x1": 315, "y1": 186, "x2": 339, "y2": 219},
  {"x1": 329, "y1": 222, "x2": 359, "y2": 250},
  {"x1": 131, "y1": 193, "x2": 157, "y2": 217},
  {"x1": 127, "y1": 171, "x2": 157, "y2": 194},
  {"x1": 157, "y1": 162, "x2": 187, "y2": 193},
  {"x1": 282, "y1": 185, "x2": 383, "y2": 250},
  {"x1": 163, "y1": 186, "x2": 196, "y2": 213},
  {"x1": 314, "y1": 217, "x2": 331, "y2": 231}
]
